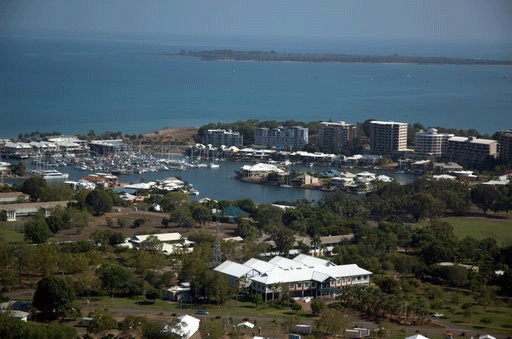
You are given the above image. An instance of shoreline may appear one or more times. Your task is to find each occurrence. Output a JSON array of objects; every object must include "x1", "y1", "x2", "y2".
[
  {"x1": 217, "y1": 58, "x2": 512, "y2": 67},
  {"x1": 174, "y1": 50, "x2": 512, "y2": 67}
]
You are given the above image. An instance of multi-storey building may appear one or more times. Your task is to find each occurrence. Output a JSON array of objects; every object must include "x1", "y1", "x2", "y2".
[
  {"x1": 444, "y1": 136, "x2": 497, "y2": 166},
  {"x1": 254, "y1": 128, "x2": 270, "y2": 147},
  {"x1": 205, "y1": 129, "x2": 243, "y2": 147},
  {"x1": 254, "y1": 126, "x2": 308, "y2": 149},
  {"x1": 317, "y1": 121, "x2": 356, "y2": 150},
  {"x1": 214, "y1": 254, "x2": 371, "y2": 300},
  {"x1": 415, "y1": 128, "x2": 454, "y2": 158},
  {"x1": 497, "y1": 130, "x2": 512, "y2": 163},
  {"x1": 369, "y1": 121, "x2": 408, "y2": 154}
]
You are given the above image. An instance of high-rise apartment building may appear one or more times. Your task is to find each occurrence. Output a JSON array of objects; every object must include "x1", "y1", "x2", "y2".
[
  {"x1": 444, "y1": 136, "x2": 497, "y2": 166},
  {"x1": 369, "y1": 121, "x2": 408, "y2": 154},
  {"x1": 415, "y1": 128, "x2": 454, "y2": 158},
  {"x1": 205, "y1": 129, "x2": 243, "y2": 147},
  {"x1": 254, "y1": 126, "x2": 308, "y2": 149},
  {"x1": 317, "y1": 121, "x2": 356, "y2": 150},
  {"x1": 497, "y1": 130, "x2": 512, "y2": 163}
]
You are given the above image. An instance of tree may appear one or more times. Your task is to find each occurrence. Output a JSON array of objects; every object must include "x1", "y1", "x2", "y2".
[
  {"x1": 190, "y1": 203, "x2": 211, "y2": 225},
  {"x1": 159, "y1": 191, "x2": 190, "y2": 211},
  {"x1": 145, "y1": 289, "x2": 160, "y2": 303},
  {"x1": 282, "y1": 208, "x2": 306, "y2": 232},
  {"x1": 406, "y1": 192, "x2": 442, "y2": 221},
  {"x1": 254, "y1": 204, "x2": 284, "y2": 231},
  {"x1": 96, "y1": 263, "x2": 133, "y2": 294},
  {"x1": 140, "y1": 235, "x2": 163, "y2": 253},
  {"x1": 91, "y1": 229, "x2": 125, "y2": 247},
  {"x1": 0, "y1": 313, "x2": 78, "y2": 339},
  {"x1": 272, "y1": 226, "x2": 294, "y2": 256},
  {"x1": 11, "y1": 162, "x2": 25, "y2": 177},
  {"x1": 33, "y1": 275, "x2": 75, "y2": 319},
  {"x1": 310, "y1": 299, "x2": 326, "y2": 316},
  {"x1": 205, "y1": 272, "x2": 230, "y2": 304},
  {"x1": 470, "y1": 184, "x2": 502, "y2": 214},
  {"x1": 234, "y1": 218, "x2": 257, "y2": 238},
  {"x1": 40, "y1": 183, "x2": 74, "y2": 202},
  {"x1": 315, "y1": 308, "x2": 347, "y2": 334},
  {"x1": 24, "y1": 218, "x2": 52, "y2": 244},
  {"x1": 132, "y1": 217, "x2": 147, "y2": 228},
  {"x1": 21, "y1": 176, "x2": 48, "y2": 201},
  {"x1": 169, "y1": 206, "x2": 195, "y2": 227},
  {"x1": 85, "y1": 189, "x2": 113, "y2": 216},
  {"x1": 117, "y1": 217, "x2": 129, "y2": 228},
  {"x1": 45, "y1": 214, "x2": 65, "y2": 234},
  {"x1": 87, "y1": 308, "x2": 118, "y2": 334}
]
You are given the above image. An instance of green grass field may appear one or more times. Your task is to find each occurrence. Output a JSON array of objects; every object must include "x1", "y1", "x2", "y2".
[
  {"x1": 440, "y1": 217, "x2": 512, "y2": 245},
  {"x1": 0, "y1": 225, "x2": 24, "y2": 242},
  {"x1": 417, "y1": 217, "x2": 512, "y2": 245}
]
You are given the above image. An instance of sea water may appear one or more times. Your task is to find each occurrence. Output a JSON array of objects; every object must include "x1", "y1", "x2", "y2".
[{"x1": 1, "y1": 32, "x2": 511, "y2": 138}]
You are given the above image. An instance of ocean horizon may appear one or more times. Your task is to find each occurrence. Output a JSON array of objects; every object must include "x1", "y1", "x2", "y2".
[{"x1": 1, "y1": 31, "x2": 511, "y2": 138}]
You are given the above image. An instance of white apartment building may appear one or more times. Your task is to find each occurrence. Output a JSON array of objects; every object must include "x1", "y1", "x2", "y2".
[
  {"x1": 205, "y1": 129, "x2": 243, "y2": 147},
  {"x1": 317, "y1": 121, "x2": 356, "y2": 150},
  {"x1": 369, "y1": 121, "x2": 408, "y2": 154},
  {"x1": 444, "y1": 136, "x2": 497, "y2": 166},
  {"x1": 415, "y1": 128, "x2": 454, "y2": 158},
  {"x1": 254, "y1": 126, "x2": 308, "y2": 149}
]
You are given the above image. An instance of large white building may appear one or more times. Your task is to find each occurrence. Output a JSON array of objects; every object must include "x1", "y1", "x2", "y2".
[
  {"x1": 369, "y1": 121, "x2": 408, "y2": 154},
  {"x1": 254, "y1": 126, "x2": 308, "y2": 150},
  {"x1": 444, "y1": 136, "x2": 497, "y2": 166},
  {"x1": 415, "y1": 128, "x2": 454, "y2": 158},
  {"x1": 205, "y1": 129, "x2": 243, "y2": 147},
  {"x1": 317, "y1": 121, "x2": 356, "y2": 150},
  {"x1": 214, "y1": 254, "x2": 372, "y2": 300}
]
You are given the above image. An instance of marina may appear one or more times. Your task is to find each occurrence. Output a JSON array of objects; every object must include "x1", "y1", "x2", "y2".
[{"x1": 5, "y1": 152, "x2": 415, "y2": 204}]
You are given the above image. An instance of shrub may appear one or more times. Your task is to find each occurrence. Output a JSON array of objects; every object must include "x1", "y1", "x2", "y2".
[{"x1": 480, "y1": 317, "x2": 493, "y2": 324}]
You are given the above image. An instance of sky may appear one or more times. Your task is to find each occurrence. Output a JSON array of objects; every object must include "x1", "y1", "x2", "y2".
[{"x1": 1, "y1": 0, "x2": 511, "y2": 41}]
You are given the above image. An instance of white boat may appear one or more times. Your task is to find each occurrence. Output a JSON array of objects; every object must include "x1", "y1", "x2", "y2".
[
  {"x1": 30, "y1": 169, "x2": 69, "y2": 180},
  {"x1": 209, "y1": 163, "x2": 220, "y2": 169}
]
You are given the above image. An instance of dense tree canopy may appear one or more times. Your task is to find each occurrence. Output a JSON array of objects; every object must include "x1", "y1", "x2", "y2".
[
  {"x1": 32, "y1": 275, "x2": 75, "y2": 319},
  {"x1": 24, "y1": 218, "x2": 52, "y2": 244},
  {"x1": 85, "y1": 189, "x2": 113, "y2": 216},
  {"x1": 21, "y1": 176, "x2": 48, "y2": 201}
]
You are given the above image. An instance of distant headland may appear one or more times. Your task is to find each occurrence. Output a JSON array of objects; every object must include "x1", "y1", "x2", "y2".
[{"x1": 172, "y1": 49, "x2": 512, "y2": 66}]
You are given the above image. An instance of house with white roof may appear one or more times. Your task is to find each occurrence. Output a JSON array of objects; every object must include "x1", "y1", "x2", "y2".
[
  {"x1": 214, "y1": 254, "x2": 371, "y2": 301},
  {"x1": 121, "y1": 233, "x2": 194, "y2": 254},
  {"x1": 163, "y1": 314, "x2": 200, "y2": 339},
  {"x1": 239, "y1": 163, "x2": 287, "y2": 178}
]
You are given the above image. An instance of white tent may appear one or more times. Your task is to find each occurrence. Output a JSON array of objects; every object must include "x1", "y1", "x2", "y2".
[
  {"x1": 479, "y1": 335, "x2": 496, "y2": 339},
  {"x1": 405, "y1": 335, "x2": 429, "y2": 339},
  {"x1": 237, "y1": 321, "x2": 255, "y2": 329}
]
